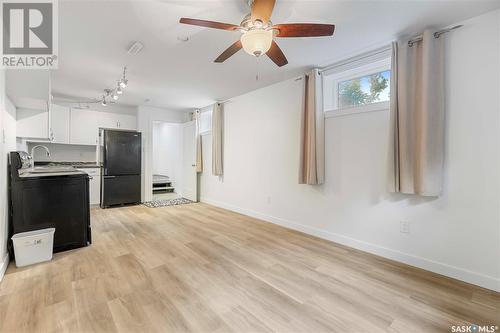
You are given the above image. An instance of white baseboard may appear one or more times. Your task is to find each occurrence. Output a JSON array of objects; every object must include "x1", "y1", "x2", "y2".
[
  {"x1": 201, "y1": 197, "x2": 500, "y2": 292},
  {"x1": 0, "y1": 254, "x2": 9, "y2": 282}
]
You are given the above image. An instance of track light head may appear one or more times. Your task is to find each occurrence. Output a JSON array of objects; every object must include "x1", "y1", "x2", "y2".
[
  {"x1": 119, "y1": 66, "x2": 128, "y2": 88},
  {"x1": 81, "y1": 66, "x2": 127, "y2": 109},
  {"x1": 119, "y1": 79, "x2": 128, "y2": 88}
]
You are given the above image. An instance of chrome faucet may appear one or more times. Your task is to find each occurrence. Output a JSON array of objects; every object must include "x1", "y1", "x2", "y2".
[{"x1": 30, "y1": 145, "x2": 50, "y2": 169}]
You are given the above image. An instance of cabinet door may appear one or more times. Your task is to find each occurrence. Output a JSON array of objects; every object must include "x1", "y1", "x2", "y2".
[
  {"x1": 70, "y1": 109, "x2": 101, "y2": 145},
  {"x1": 99, "y1": 112, "x2": 137, "y2": 130},
  {"x1": 99, "y1": 112, "x2": 118, "y2": 129},
  {"x1": 116, "y1": 114, "x2": 137, "y2": 130},
  {"x1": 78, "y1": 168, "x2": 101, "y2": 205},
  {"x1": 50, "y1": 104, "x2": 70, "y2": 144},
  {"x1": 16, "y1": 106, "x2": 49, "y2": 139},
  {"x1": 89, "y1": 171, "x2": 101, "y2": 205},
  {"x1": 10, "y1": 70, "x2": 51, "y2": 139}
]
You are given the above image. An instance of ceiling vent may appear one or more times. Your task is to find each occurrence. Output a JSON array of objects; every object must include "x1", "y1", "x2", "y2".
[{"x1": 127, "y1": 41, "x2": 144, "y2": 55}]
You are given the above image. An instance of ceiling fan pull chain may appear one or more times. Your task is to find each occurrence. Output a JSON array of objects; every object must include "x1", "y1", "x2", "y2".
[{"x1": 256, "y1": 56, "x2": 260, "y2": 81}]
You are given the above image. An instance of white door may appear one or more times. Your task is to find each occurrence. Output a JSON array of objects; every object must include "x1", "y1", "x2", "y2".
[{"x1": 182, "y1": 121, "x2": 197, "y2": 201}]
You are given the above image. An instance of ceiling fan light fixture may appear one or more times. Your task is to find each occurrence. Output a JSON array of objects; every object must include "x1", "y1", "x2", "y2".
[
  {"x1": 179, "y1": 1, "x2": 335, "y2": 67},
  {"x1": 240, "y1": 29, "x2": 273, "y2": 57},
  {"x1": 101, "y1": 97, "x2": 107, "y2": 107}
]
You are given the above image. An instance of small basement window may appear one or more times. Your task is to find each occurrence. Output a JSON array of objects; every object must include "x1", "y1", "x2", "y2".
[
  {"x1": 199, "y1": 108, "x2": 212, "y2": 135},
  {"x1": 323, "y1": 56, "x2": 391, "y2": 117},
  {"x1": 337, "y1": 70, "x2": 390, "y2": 109}
]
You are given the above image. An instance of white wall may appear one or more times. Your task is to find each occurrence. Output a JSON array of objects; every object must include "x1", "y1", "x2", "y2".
[
  {"x1": 200, "y1": 10, "x2": 500, "y2": 291},
  {"x1": 27, "y1": 142, "x2": 97, "y2": 162},
  {"x1": 152, "y1": 122, "x2": 183, "y2": 194},
  {"x1": 0, "y1": 75, "x2": 17, "y2": 281},
  {"x1": 137, "y1": 106, "x2": 189, "y2": 201}
]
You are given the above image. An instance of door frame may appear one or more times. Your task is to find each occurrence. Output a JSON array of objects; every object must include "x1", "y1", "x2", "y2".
[
  {"x1": 144, "y1": 119, "x2": 197, "y2": 202},
  {"x1": 180, "y1": 120, "x2": 198, "y2": 202}
]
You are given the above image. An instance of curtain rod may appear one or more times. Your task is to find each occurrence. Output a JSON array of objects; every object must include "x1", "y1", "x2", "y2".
[
  {"x1": 195, "y1": 99, "x2": 230, "y2": 113},
  {"x1": 318, "y1": 44, "x2": 392, "y2": 74},
  {"x1": 408, "y1": 25, "x2": 463, "y2": 47},
  {"x1": 318, "y1": 24, "x2": 464, "y2": 73}
]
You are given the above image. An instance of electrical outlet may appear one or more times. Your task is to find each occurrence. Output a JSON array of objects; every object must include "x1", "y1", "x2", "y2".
[{"x1": 400, "y1": 221, "x2": 410, "y2": 234}]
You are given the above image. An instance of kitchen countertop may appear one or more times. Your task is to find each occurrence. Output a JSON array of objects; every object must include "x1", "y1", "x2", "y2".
[
  {"x1": 19, "y1": 162, "x2": 99, "y2": 178},
  {"x1": 18, "y1": 169, "x2": 87, "y2": 178},
  {"x1": 34, "y1": 161, "x2": 101, "y2": 168}
]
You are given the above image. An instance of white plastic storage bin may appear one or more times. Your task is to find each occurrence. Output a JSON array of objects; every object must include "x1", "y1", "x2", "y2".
[{"x1": 11, "y1": 228, "x2": 55, "y2": 267}]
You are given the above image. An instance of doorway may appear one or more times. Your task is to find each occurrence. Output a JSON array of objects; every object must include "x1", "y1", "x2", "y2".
[
  {"x1": 150, "y1": 120, "x2": 198, "y2": 202},
  {"x1": 151, "y1": 121, "x2": 183, "y2": 201}
]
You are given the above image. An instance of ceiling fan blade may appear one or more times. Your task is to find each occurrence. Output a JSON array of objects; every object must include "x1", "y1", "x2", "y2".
[
  {"x1": 179, "y1": 18, "x2": 239, "y2": 31},
  {"x1": 214, "y1": 40, "x2": 243, "y2": 63},
  {"x1": 273, "y1": 23, "x2": 335, "y2": 37},
  {"x1": 266, "y1": 40, "x2": 288, "y2": 67},
  {"x1": 251, "y1": 0, "x2": 276, "y2": 23}
]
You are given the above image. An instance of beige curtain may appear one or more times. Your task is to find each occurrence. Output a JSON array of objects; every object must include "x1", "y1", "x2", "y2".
[
  {"x1": 212, "y1": 103, "x2": 223, "y2": 176},
  {"x1": 299, "y1": 69, "x2": 325, "y2": 185},
  {"x1": 388, "y1": 30, "x2": 445, "y2": 196},
  {"x1": 194, "y1": 110, "x2": 203, "y2": 173}
]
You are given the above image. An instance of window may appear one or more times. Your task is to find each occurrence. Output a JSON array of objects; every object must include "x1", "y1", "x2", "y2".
[
  {"x1": 322, "y1": 56, "x2": 391, "y2": 117},
  {"x1": 337, "y1": 70, "x2": 390, "y2": 109},
  {"x1": 199, "y1": 109, "x2": 212, "y2": 135}
]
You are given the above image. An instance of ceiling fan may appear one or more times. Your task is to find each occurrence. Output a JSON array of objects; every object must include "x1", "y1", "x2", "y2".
[{"x1": 179, "y1": 0, "x2": 335, "y2": 67}]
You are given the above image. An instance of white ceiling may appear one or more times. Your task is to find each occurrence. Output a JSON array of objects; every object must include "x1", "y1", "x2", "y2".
[{"x1": 52, "y1": 0, "x2": 499, "y2": 111}]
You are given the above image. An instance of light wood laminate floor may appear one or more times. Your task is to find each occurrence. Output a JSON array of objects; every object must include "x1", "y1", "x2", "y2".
[{"x1": 0, "y1": 203, "x2": 499, "y2": 332}]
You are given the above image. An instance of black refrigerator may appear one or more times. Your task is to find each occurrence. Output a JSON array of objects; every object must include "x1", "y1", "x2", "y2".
[{"x1": 100, "y1": 129, "x2": 142, "y2": 208}]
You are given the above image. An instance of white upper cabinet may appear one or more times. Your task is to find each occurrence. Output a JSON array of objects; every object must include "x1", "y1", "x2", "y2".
[
  {"x1": 70, "y1": 109, "x2": 102, "y2": 145},
  {"x1": 10, "y1": 70, "x2": 52, "y2": 139},
  {"x1": 70, "y1": 109, "x2": 137, "y2": 146},
  {"x1": 100, "y1": 112, "x2": 137, "y2": 130},
  {"x1": 16, "y1": 107, "x2": 50, "y2": 139},
  {"x1": 115, "y1": 113, "x2": 137, "y2": 130},
  {"x1": 99, "y1": 112, "x2": 116, "y2": 130},
  {"x1": 50, "y1": 104, "x2": 70, "y2": 144}
]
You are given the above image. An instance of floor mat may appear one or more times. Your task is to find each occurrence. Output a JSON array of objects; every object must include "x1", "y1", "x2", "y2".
[{"x1": 143, "y1": 197, "x2": 194, "y2": 208}]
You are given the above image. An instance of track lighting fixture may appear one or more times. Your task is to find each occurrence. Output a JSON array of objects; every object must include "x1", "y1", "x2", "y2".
[
  {"x1": 119, "y1": 67, "x2": 128, "y2": 88},
  {"x1": 93, "y1": 66, "x2": 128, "y2": 107},
  {"x1": 119, "y1": 78, "x2": 128, "y2": 89}
]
